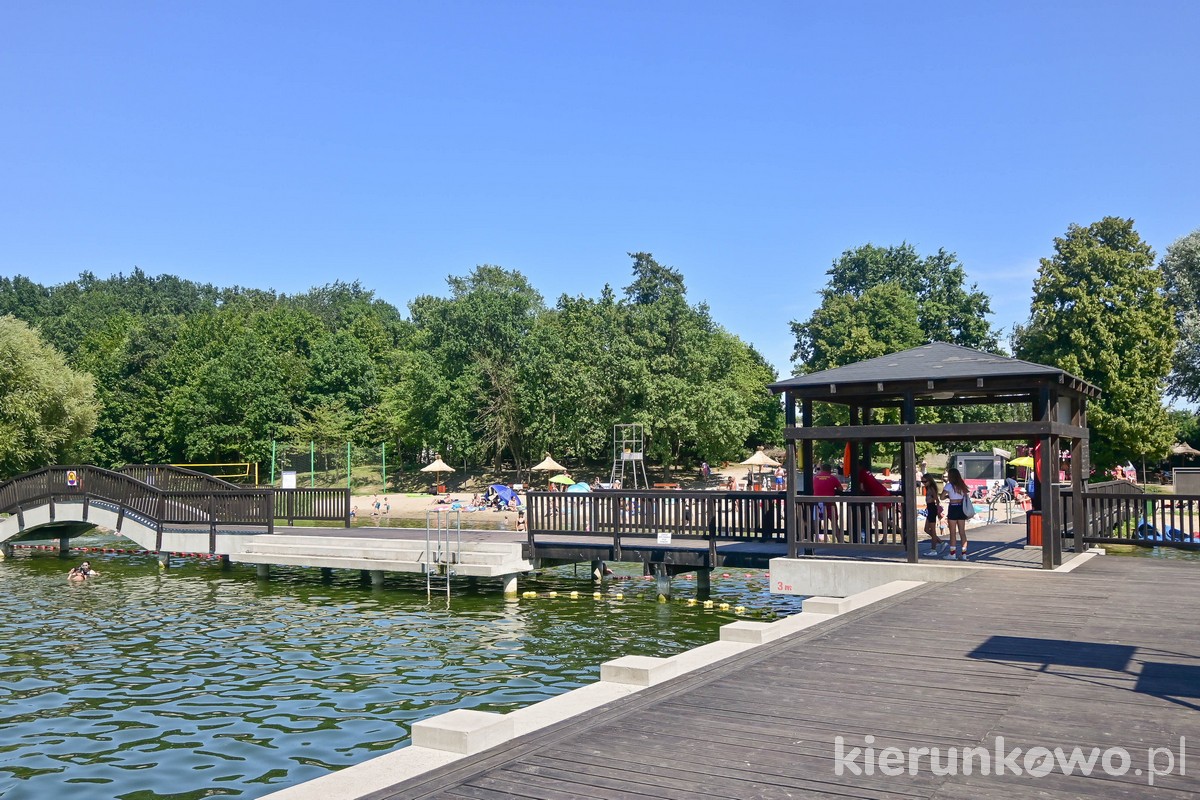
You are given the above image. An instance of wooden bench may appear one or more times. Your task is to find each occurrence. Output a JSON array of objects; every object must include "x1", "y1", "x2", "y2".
[{"x1": 653, "y1": 482, "x2": 681, "y2": 490}]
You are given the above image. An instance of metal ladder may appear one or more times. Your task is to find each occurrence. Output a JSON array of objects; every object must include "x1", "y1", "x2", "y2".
[{"x1": 424, "y1": 508, "x2": 461, "y2": 599}]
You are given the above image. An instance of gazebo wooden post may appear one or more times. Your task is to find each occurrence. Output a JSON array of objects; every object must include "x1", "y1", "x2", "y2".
[
  {"x1": 848, "y1": 405, "x2": 861, "y2": 539},
  {"x1": 1037, "y1": 384, "x2": 1056, "y2": 570},
  {"x1": 1071, "y1": 396, "x2": 1088, "y2": 551},
  {"x1": 901, "y1": 393, "x2": 918, "y2": 562},
  {"x1": 785, "y1": 394, "x2": 798, "y2": 559},
  {"x1": 1049, "y1": 387, "x2": 1063, "y2": 567},
  {"x1": 801, "y1": 399, "x2": 815, "y2": 556}
]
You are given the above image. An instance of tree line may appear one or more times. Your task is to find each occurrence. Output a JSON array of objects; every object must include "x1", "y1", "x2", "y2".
[
  {"x1": 0, "y1": 254, "x2": 781, "y2": 480},
  {"x1": 2, "y1": 218, "x2": 1197, "y2": 482}
]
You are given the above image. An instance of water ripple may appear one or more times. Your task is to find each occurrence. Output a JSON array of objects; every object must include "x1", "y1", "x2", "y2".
[{"x1": 0, "y1": 539, "x2": 801, "y2": 799}]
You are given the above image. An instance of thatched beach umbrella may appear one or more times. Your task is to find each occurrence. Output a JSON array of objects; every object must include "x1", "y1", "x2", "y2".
[
  {"x1": 531, "y1": 453, "x2": 567, "y2": 486},
  {"x1": 420, "y1": 456, "x2": 455, "y2": 493},
  {"x1": 740, "y1": 446, "x2": 781, "y2": 488},
  {"x1": 532, "y1": 454, "x2": 566, "y2": 471}
]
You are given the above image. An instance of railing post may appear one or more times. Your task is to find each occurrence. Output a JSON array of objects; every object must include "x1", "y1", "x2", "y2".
[
  {"x1": 155, "y1": 492, "x2": 166, "y2": 552},
  {"x1": 208, "y1": 493, "x2": 217, "y2": 554}
]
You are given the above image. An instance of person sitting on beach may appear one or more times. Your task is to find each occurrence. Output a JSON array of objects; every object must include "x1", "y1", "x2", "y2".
[{"x1": 68, "y1": 561, "x2": 99, "y2": 581}]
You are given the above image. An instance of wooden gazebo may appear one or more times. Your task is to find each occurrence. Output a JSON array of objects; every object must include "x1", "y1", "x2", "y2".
[{"x1": 769, "y1": 343, "x2": 1100, "y2": 568}]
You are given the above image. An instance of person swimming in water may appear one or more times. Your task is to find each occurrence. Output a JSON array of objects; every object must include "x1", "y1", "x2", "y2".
[{"x1": 67, "y1": 561, "x2": 99, "y2": 581}]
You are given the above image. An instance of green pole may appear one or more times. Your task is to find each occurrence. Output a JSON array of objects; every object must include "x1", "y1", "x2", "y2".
[
  {"x1": 310, "y1": 440, "x2": 315, "y2": 488},
  {"x1": 270, "y1": 440, "x2": 276, "y2": 486},
  {"x1": 347, "y1": 441, "x2": 352, "y2": 492},
  {"x1": 382, "y1": 442, "x2": 387, "y2": 489}
]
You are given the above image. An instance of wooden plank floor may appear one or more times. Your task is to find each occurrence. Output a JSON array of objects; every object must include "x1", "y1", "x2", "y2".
[{"x1": 370, "y1": 555, "x2": 1199, "y2": 799}]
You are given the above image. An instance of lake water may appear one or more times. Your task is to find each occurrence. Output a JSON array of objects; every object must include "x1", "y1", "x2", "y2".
[{"x1": 0, "y1": 535, "x2": 801, "y2": 800}]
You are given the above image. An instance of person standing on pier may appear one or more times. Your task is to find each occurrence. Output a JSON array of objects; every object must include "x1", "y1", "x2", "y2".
[
  {"x1": 941, "y1": 468, "x2": 970, "y2": 560},
  {"x1": 922, "y1": 473, "x2": 945, "y2": 553}
]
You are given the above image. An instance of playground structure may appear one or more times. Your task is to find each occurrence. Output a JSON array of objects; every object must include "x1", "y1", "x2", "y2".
[{"x1": 609, "y1": 424, "x2": 650, "y2": 489}]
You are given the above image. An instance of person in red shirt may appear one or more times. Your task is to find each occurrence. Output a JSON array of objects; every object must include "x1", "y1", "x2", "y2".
[
  {"x1": 812, "y1": 464, "x2": 843, "y2": 541},
  {"x1": 858, "y1": 466, "x2": 898, "y2": 543}
]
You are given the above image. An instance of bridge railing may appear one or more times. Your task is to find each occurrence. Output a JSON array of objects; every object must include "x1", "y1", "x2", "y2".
[
  {"x1": 2, "y1": 465, "x2": 350, "y2": 534},
  {"x1": 116, "y1": 464, "x2": 241, "y2": 492}
]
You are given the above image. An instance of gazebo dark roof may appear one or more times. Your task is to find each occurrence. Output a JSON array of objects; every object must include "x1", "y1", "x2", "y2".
[{"x1": 769, "y1": 342, "x2": 1099, "y2": 399}]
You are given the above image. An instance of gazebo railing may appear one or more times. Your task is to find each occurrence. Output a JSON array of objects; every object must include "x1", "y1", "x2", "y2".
[
  {"x1": 794, "y1": 495, "x2": 906, "y2": 548},
  {"x1": 525, "y1": 489, "x2": 785, "y2": 542}
]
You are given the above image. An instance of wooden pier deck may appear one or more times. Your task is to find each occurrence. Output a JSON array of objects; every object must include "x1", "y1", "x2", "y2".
[
  {"x1": 368, "y1": 554, "x2": 1198, "y2": 798},
  {"x1": 250, "y1": 514, "x2": 1052, "y2": 573}
]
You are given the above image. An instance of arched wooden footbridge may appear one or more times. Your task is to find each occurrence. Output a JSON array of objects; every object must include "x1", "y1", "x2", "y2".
[{"x1": 0, "y1": 464, "x2": 348, "y2": 558}]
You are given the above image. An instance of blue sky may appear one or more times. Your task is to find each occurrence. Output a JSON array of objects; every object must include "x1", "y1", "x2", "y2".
[{"x1": 2, "y1": 1, "x2": 1198, "y2": 377}]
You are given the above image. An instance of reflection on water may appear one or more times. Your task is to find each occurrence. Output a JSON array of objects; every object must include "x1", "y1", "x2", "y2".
[{"x1": 0, "y1": 537, "x2": 800, "y2": 799}]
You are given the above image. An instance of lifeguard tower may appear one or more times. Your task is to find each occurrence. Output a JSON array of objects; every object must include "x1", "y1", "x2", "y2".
[{"x1": 609, "y1": 423, "x2": 650, "y2": 489}]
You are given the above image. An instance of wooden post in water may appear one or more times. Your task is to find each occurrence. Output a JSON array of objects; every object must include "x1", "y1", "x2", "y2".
[
  {"x1": 0, "y1": 542, "x2": 12, "y2": 560},
  {"x1": 591, "y1": 560, "x2": 606, "y2": 584},
  {"x1": 696, "y1": 569, "x2": 711, "y2": 598},
  {"x1": 257, "y1": 564, "x2": 269, "y2": 579}
]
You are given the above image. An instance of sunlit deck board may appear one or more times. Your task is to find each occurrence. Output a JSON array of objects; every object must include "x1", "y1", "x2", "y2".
[{"x1": 371, "y1": 556, "x2": 1199, "y2": 799}]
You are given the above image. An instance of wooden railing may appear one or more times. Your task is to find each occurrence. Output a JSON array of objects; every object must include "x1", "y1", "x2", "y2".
[
  {"x1": 1051, "y1": 480, "x2": 1140, "y2": 544},
  {"x1": 793, "y1": 495, "x2": 906, "y2": 548},
  {"x1": 275, "y1": 488, "x2": 352, "y2": 526},
  {"x1": 525, "y1": 489, "x2": 911, "y2": 559},
  {"x1": 1079, "y1": 487, "x2": 1199, "y2": 547},
  {"x1": 0, "y1": 465, "x2": 352, "y2": 552},
  {"x1": 117, "y1": 464, "x2": 240, "y2": 492},
  {"x1": 526, "y1": 489, "x2": 785, "y2": 544}
]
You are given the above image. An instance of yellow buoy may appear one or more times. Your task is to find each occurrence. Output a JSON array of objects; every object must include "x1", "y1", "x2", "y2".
[
  {"x1": 734, "y1": 606, "x2": 746, "y2": 614},
  {"x1": 593, "y1": 592, "x2": 602, "y2": 600},
  {"x1": 548, "y1": 591, "x2": 558, "y2": 598},
  {"x1": 569, "y1": 590, "x2": 579, "y2": 598},
  {"x1": 702, "y1": 600, "x2": 714, "y2": 609},
  {"x1": 614, "y1": 592, "x2": 624, "y2": 599},
  {"x1": 718, "y1": 602, "x2": 730, "y2": 610},
  {"x1": 522, "y1": 591, "x2": 537, "y2": 599},
  {"x1": 686, "y1": 598, "x2": 697, "y2": 606}
]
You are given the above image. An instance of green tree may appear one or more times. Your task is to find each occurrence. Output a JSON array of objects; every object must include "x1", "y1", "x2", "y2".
[
  {"x1": 1013, "y1": 217, "x2": 1175, "y2": 468},
  {"x1": 791, "y1": 243, "x2": 1002, "y2": 463},
  {"x1": 1160, "y1": 228, "x2": 1200, "y2": 401},
  {"x1": 620, "y1": 253, "x2": 779, "y2": 473},
  {"x1": 811, "y1": 243, "x2": 998, "y2": 352},
  {"x1": 0, "y1": 315, "x2": 100, "y2": 477},
  {"x1": 406, "y1": 266, "x2": 544, "y2": 469}
]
